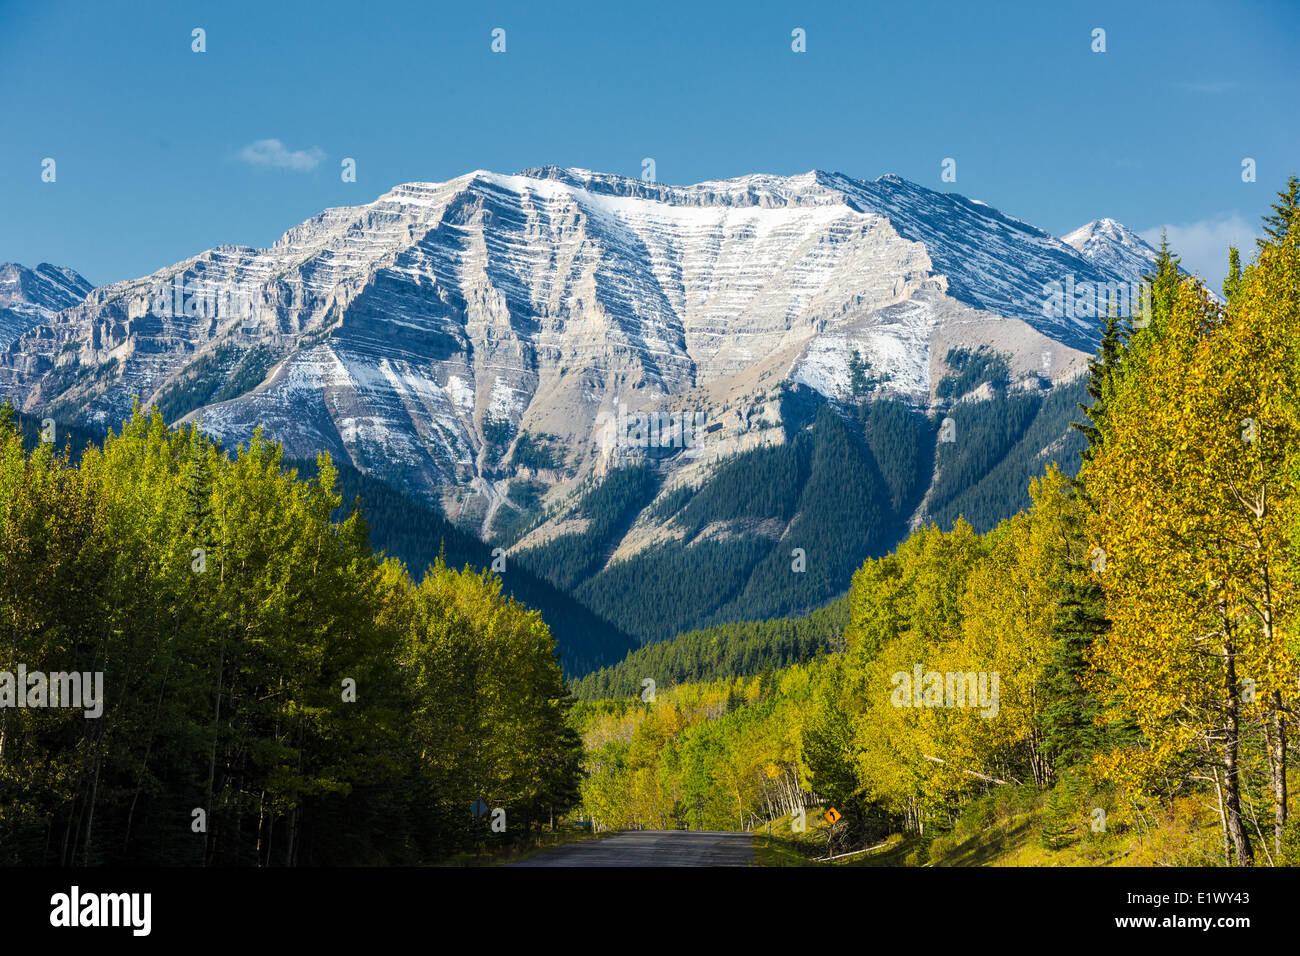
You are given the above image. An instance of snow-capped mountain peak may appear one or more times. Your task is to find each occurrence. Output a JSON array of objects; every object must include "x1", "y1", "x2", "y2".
[
  {"x1": 1063, "y1": 218, "x2": 1161, "y2": 278},
  {"x1": 0, "y1": 262, "x2": 94, "y2": 349},
  {"x1": 1, "y1": 169, "x2": 1157, "y2": 531}
]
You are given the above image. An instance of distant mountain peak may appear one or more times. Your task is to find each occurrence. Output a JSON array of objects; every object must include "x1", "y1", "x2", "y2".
[
  {"x1": 0, "y1": 261, "x2": 93, "y2": 348},
  {"x1": 1064, "y1": 216, "x2": 1146, "y2": 247},
  {"x1": 1063, "y1": 218, "x2": 1163, "y2": 280}
]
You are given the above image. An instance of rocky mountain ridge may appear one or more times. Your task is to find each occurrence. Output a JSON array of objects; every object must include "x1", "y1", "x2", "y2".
[{"x1": 1, "y1": 169, "x2": 1162, "y2": 547}]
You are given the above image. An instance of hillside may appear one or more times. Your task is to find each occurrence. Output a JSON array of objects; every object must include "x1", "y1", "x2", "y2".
[{"x1": 522, "y1": 355, "x2": 1088, "y2": 644}]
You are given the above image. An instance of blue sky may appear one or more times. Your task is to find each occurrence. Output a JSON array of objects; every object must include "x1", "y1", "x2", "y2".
[{"x1": 2, "y1": 0, "x2": 1297, "y2": 288}]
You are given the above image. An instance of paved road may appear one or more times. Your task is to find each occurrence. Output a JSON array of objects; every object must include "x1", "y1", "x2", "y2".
[{"x1": 511, "y1": 830, "x2": 754, "y2": 867}]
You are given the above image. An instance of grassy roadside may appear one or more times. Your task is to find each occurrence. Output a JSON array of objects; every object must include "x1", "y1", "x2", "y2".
[
  {"x1": 753, "y1": 833, "x2": 912, "y2": 866},
  {"x1": 751, "y1": 789, "x2": 1224, "y2": 866},
  {"x1": 749, "y1": 809, "x2": 910, "y2": 866},
  {"x1": 439, "y1": 825, "x2": 605, "y2": 867}
]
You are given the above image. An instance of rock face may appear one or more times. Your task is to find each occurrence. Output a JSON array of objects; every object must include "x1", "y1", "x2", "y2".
[
  {"x1": 0, "y1": 168, "x2": 1161, "y2": 535},
  {"x1": 0, "y1": 262, "x2": 94, "y2": 350}
]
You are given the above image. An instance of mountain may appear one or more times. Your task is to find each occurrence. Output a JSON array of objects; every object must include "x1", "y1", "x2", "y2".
[
  {"x1": 1062, "y1": 218, "x2": 1163, "y2": 279},
  {"x1": 0, "y1": 262, "x2": 94, "y2": 349},
  {"x1": 0, "y1": 168, "x2": 1164, "y2": 654},
  {"x1": 290, "y1": 455, "x2": 636, "y2": 675},
  {"x1": 571, "y1": 595, "x2": 849, "y2": 700}
]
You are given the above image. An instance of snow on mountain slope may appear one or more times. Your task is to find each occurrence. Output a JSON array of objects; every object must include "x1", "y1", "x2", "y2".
[
  {"x1": 0, "y1": 262, "x2": 94, "y2": 349},
  {"x1": 1063, "y1": 218, "x2": 1163, "y2": 280},
  {"x1": 0, "y1": 168, "x2": 1138, "y2": 530},
  {"x1": 825, "y1": 174, "x2": 1144, "y2": 351}
]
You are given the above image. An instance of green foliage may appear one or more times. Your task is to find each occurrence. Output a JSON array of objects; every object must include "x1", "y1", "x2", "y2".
[
  {"x1": 0, "y1": 409, "x2": 103, "y2": 463},
  {"x1": 935, "y1": 347, "x2": 1009, "y2": 399},
  {"x1": 1257, "y1": 174, "x2": 1299, "y2": 249},
  {"x1": 508, "y1": 478, "x2": 546, "y2": 508},
  {"x1": 862, "y1": 397, "x2": 932, "y2": 514},
  {"x1": 0, "y1": 409, "x2": 583, "y2": 864},
  {"x1": 1140, "y1": 232, "x2": 1182, "y2": 333},
  {"x1": 847, "y1": 349, "x2": 889, "y2": 399},
  {"x1": 517, "y1": 465, "x2": 660, "y2": 593},
  {"x1": 211, "y1": 345, "x2": 280, "y2": 404},
  {"x1": 927, "y1": 378, "x2": 1087, "y2": 532},
  {"x1": 1223, "y1": 246, "x2": 1244, "y2": 306},
  {"x1": 481, "y1": 416, "x2": 515, "y2": 466},
  {"x1": 151, "y1": 345, "x2": 241, "y2": 424},
  {"x1": 646, "y1": 481, "x2": 695, "y2": 522},
  {"x1": 526, "y1": 406, "x2": 913, "y2": 643},
  {"x1": 490, "y1": 479, "x2": 548, "y2": 546},
  {"x1": 577, "y1": 671, "x2": 825, "y2": 834},
  {"x1": 577, "y1": 538, "x2": 770, "y2": 643},
  {"x1": 576, "y1": 181, "x2": 1300, "y2": 867},
  {"x1": 37, "y1": 359, "x2": 119, "y2": 415},
  {"x1": 1074, "y1": 309, "x2": 1126, "y2": 463},
  {"x1": 288, "y1": 457, "x2": 637, "y2": 676},
  {"x1": 528, "y1": 371, "x2": 1086, "y2": 644},
  {"x1": 510, "y1": 431, "x2": 561, "y2": 471},
  {"x1": 571, "y1": 596, "x2": 848, "y2": 700},
  {"x1": 1037, "y1": 570, "x2": 1108, "y2": 772},
  {"x1": 673, "y1": 441, "x2": 804, "y2": 535}
]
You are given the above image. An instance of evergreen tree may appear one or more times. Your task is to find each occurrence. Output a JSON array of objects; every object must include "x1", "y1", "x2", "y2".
[
  {"x1": 1223, "y1": 245, "x2": 1244, "y2": 305},
  {"x1": 1073, "y1": 308, "x2": 1125, "y2": 463},
  {"x1": 1140, "y1": 231, "x2": 1182, "y2": 332},
  {"x1": 182, "y1": 422, "x2": 215, "y2": 555},
  {"x1": 1257, "y1": 174, "x2": 1300, "y2": 249},
  {"x1": 1038, "y1": 569, "x2": 1108, "y2": 772},
  {"x1": 0, "y1": 397, "x2": 16, "y2": 438}
]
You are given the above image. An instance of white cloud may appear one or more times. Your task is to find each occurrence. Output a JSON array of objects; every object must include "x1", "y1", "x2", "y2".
[
  {"x1": 1140, "y1": 214, "x2": 1259, "y2": 289},
  {"x1": 237, "y1": 138, "x2": 324, "y2": 172}
]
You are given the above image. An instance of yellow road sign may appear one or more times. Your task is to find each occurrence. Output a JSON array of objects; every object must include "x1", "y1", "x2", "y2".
[{"x1": 824, "y1": 808, "x2": 841, "y2": 825}]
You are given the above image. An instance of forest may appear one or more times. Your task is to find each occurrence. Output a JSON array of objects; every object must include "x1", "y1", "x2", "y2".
[
  {"x1": 514, "y1": 349, "x2": 1088, "y2": 646},
  {"x1": 572, "y1": 179, "x2": 1300, "y2": 867},
  {"x1": 571, "y1": 596, "x2": 849, "y2": 701},
  {"x1": 0, "y1": 410, "x2": 582, "y2": 864}
]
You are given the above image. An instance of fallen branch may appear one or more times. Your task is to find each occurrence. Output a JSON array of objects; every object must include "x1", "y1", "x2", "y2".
[
  {"x1": 815, "y1": 841, "x2": 893, "y2": 863},
  {"x1": 921, "y1": 754, "x2": 1018, "y2": 786}
]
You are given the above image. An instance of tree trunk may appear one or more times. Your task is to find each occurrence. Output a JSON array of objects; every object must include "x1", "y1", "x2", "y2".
[
  {"x1": 1208, "y1": 751, "x2": 1231, "y2": 866},
  {"x1": 83, "y1": 749, "x2": 102, "y2": 866},
  {"x1": 1223, "y1": 640, "x2": 1253, "y2": 866},
  {"x1": 205, "y1": 638, "x2": 225, "y2": 867},
  {"x1": 1270, "y1": 691, "x2": 1287, "y2": 859}
]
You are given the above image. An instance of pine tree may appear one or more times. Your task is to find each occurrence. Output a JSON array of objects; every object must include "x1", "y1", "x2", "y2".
[
  {"x1": 1038, "y1": 783, "x2": 1076, "y2": 851},
  {"x1": 0, "y1": 397, "x2": 16, "y2": 439},
  {"x1": 1073, "y1": 308, "x2": 1125, "y2": 462},
  {"x1": 1139, "y1": 231, "x2": 1182, "y2": 332},
  {"x1": 1223, "y1": 245, "x2": 1244, "y2": 305},
  {"x1": 182, "y1": 423, "x2": 215, "y2": 555},
  {"x1": 1038, "y1": 568, "x2": 1108, "y2": 772},
  {"x1": 1257, "y1": 175, "x2": 1300, "y2": 249}
]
